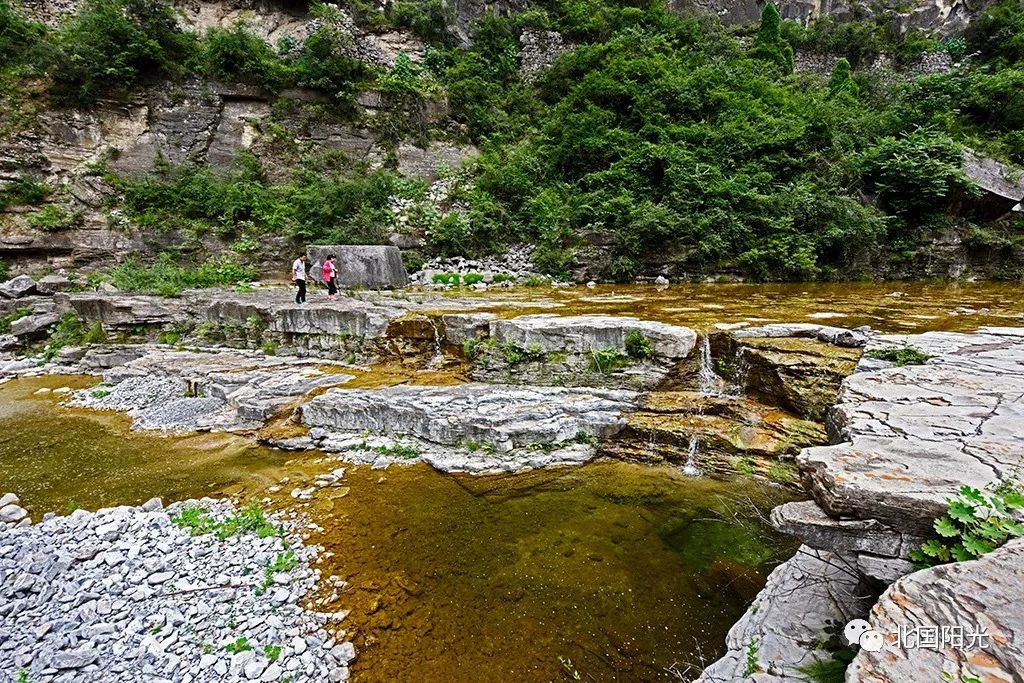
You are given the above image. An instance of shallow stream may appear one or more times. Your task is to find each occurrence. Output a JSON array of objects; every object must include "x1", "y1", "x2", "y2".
[{"x1": 1, "y1": 375, "x2": 794, "y2": 682}]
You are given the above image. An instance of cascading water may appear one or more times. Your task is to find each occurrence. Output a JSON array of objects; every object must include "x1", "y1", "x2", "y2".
[
  {"x1": 424, "y1": 317, "x2": 445, "y2": 370},
  {"x1": 697, "y1": 335, "x2": 726, "y2": 396},
  {"x1": 681, "y1": 435, "x2": 701, "y2": 476}
]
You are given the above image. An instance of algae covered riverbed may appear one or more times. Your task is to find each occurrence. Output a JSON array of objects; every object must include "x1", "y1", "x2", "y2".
[{"x1": 0, "y1": 375, "x2": 795, "y2": 682}]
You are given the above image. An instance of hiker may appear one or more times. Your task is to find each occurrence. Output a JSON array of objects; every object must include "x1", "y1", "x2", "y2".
[
  {"x1": 323, "y1": 254, "x2": 338, "y2": 300},
  {"x1": 291, "y1": 253, "x2": 307, "y2": 304}
]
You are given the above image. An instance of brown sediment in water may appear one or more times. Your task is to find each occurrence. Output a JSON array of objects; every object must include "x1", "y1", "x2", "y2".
[
  {"x1": 0, "y1": 376, "x2": 323, "y2": 514},
  {"x1": 414, "y1": 281, "x2": 1024, "y2": 333},
  {"x1": 284, "y1": 461, "x2": 796, "y2": 683}
]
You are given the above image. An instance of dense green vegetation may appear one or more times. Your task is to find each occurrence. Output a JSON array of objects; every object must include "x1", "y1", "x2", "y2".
[{"x1": 2, "y1": 0, "x2": 1023, "y2": 280}]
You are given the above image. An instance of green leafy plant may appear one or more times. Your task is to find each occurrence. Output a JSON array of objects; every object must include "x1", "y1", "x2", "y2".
[
  {"x1": 744, "y1": 639, "x2": 761, "y2": 676},
  {"x1": 909, "y1": 477, "x2": 1024, "y2": 566},
  {"x1": 264, "y1": 644, "x2": 283, "y2": 662},
  {"x1": 90, "y1": 388, "x2": 111, "y2": 398},
  {"x1": 108, "y1": 252, "x2": 258, "y2": 297},
  {"x1": 40, "y1": 312, "x2": 85, "y2": 362},
  {"x1": 624, "y1": 330, "x2": 653, "y2": 360},
  {"x1": 225, "y1": 636, "x2": 252, "y2": 654},
  {"x1": 463, "y1": 272, "x2": 484, "y2": 285},
  {"x1": 171, "y1": 501, "x2": 281, "y2": 540},
  {"x1": 865, "y1": 345, "x2": 931, "y2": 366},
  {"x1": 27, "y1": 205, "x2": 77, "y2": 231},
  {"x1": 588, "y1": 347, "x2": 629, "y2": 373},
  {"x1": 372, "y1": 443, "x2": 421, "y2": 459}
]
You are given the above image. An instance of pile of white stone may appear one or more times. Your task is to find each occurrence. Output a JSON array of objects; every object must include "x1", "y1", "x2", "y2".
[
  {"x1": 408, "y1": 244, "x2": 538, "y2": 287},
  {"x1": 0, "y1": 497, "x2": 354, "y2": 683}
]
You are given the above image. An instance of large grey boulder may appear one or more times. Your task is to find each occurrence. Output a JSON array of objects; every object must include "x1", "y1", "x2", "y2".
[
  {"x1": 848, "y1": 539, "x2": 1024, "y2": 683},
  {"x1": 490, "y1": 314, "x2": 696, "y2": 360},
  {"x1": 306, "y1": 245, "x2": 408, "y2": 289},
  {"x1": 695, "y1": 546, "x2": 874, "y2": 682},
  {"x1": 36, "y1": 273, "x2": 73, "y2": 295},
  {"x1": 303, "y1": 383, "x2": 640, "y2": 451},
  {"x1": 0, "y1": 275, "x2": 38, "y2": 299}
]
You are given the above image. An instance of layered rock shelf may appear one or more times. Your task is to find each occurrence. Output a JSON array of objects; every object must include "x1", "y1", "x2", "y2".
[{"x1": 699, "y1": 326, "x2": 1024, "y2": 681}]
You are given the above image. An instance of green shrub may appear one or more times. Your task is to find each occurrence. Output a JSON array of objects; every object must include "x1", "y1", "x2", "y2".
[
  {"x1": 196, "y1": 22, "x2": 288, "y2": 88},
  {"x1": 463, "y1": 272, "x2": 484, "y2": 285},
  {"x1": 588, "y1": 346, "x2": 628, "y2": 373},
  {"x1": 0, "y1": 175, "x2": 49, "y2": 208},
  {"x1": 624, "y1": 330, "x2": 653, "y2": 359},
  {"x1": 48, "y1": 0, "x2": 195, "y2": 105},
  {"x1": 750, "y1": 3, "x2": 794, "y2": 73},
  {"x1": 40, "y1": 312, "x2": 85, "y2": 362},
  {"x1": 865, "y1": 344, "x2": 931, "y2": 366},
  {"x1": 0, "y1": 0, "x2": 48, "y2": 72},
  {"x1": 27, "y1": 205, "x2": 77, "y2": 231},
  {"x1": 108, "y1": 252, "x2": 258, "y2": 296},
  {"x1": 827, "y1": 58, "x2": 858, "y2": 98},
  {"x1": 858, "y1": 129, "x2": 973, "y2": 217},
  {"x1": 80, "y1": 320, "x2": 108, "y2": 344}
]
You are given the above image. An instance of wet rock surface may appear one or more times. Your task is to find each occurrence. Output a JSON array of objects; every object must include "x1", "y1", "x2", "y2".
[
  {"x1": 601, "y1": 391, "x2": 825, "y2": 472},
  {"x1": 0, "y1": 498, "x2": 353, "y2": 683}
]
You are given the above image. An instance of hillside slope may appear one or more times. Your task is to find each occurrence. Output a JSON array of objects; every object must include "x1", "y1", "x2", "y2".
[{"x1": 1, "y1": 0, "x2": 1023, "y2": 283}]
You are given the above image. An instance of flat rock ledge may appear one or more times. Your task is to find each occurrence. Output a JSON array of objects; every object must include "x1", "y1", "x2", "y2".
[
  {"x1": 700, "y1": 327, "x2": 1024, "y2": 683},
  {"x1": 0, "y1": 498, "x2": 354, "y2": 683},
  {"x1": 62, "y1": 346, "x2": 353, "y2": 432},
  {"x1": 301, "y1": 383, "x2": 640, "y2": 473}
]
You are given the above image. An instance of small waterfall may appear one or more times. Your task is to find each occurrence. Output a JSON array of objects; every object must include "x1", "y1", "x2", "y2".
[
  {"x1": 697, "y1": 335, "x2": 725, "y2": 396},
  {"x1": 681, "y1": 435, "x2": 701, "y2": 476},
  {"x1": 424, "y1": 317, "x2": 445, "y2": 370}
]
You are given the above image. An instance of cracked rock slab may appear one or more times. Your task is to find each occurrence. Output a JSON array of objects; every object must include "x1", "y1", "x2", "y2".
[
  {"x1": 800, "y1": 329, "x2": 1024, "y2": 536},
  {"x1": 848, "y1": 539, "x2": 1024, "y2": 683}
]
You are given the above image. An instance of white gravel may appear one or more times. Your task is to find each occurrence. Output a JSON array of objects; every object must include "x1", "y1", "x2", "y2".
[{"x1": 0, "y1": 498, "x2": 353, "y2": 683}]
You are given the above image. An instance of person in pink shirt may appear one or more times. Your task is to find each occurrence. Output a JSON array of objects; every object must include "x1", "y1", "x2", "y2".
[{"x1": 322, "y1": 254, "x2": 338, "y2": 300}]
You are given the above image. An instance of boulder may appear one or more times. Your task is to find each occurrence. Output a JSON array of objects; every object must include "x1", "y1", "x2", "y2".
[
  {"x1": 0, "y1": 275, "x2": 38, "y2": 299},
  {"x1": 303, "y1": 383, "x2": 640, "y2": 451},
  {"x1": 848, "y1": 539, "x2": 1024, "y2": 683},
  {"x1": 490, "y1": 314, "x2": 696, "y2": 360},
  {"x1": 696, "y1": 546, "x2": 874, "y2": 682},
  {"x1": 442, "y1": 312, "x2": 496, "y2": 346},
  {"x1": 306, "y1": 245, "x2": 408, "y2": 289},
  {"x1": 0, "y1": 334, "x2": 19, "y2": 351},
  {"x1": 10, "y1": 312, "x2": 59, "y2": 339}
]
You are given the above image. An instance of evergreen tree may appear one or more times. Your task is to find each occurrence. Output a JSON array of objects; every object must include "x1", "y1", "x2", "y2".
[
  {"x1": 827, "y1": 57, "x2": 859, "y2": 97},
  {"x1": 752, "y1": 3, "x2": 794, "y2": 73}
]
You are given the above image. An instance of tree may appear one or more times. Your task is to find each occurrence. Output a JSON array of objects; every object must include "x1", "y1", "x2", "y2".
[
  {"x1": 751, "y1": 3, "x2": 794, "y2": 74},
  {"x1": 827, "y1": 57, "x2": 859, "y2": 97}
]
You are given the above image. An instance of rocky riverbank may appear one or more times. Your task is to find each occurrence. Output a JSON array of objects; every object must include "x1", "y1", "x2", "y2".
[
  {"x1": 699, "y1": 326, "x2": 1024, "y2": 682},
  {"x1": 0, "y1": 497, "x2": 354, "y2": 683}
]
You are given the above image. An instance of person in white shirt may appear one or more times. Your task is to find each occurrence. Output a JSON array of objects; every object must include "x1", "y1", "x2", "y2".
[{"x1": 291, "y1": 254, "x2": 307, "y2": 304}]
